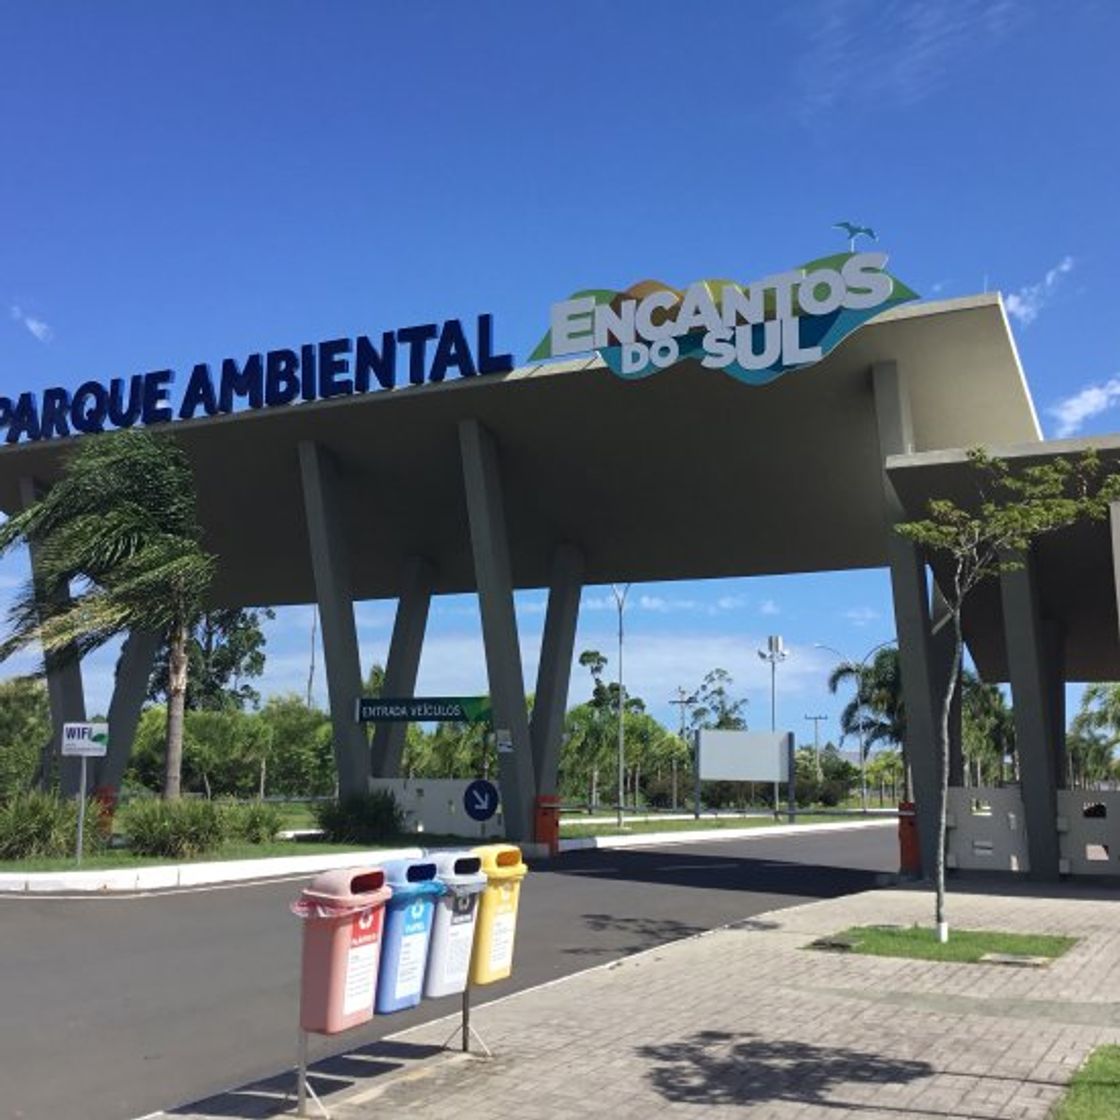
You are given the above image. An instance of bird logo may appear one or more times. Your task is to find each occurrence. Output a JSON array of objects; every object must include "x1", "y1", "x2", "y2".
[{"x1": 834, "y1": 221, "x2": 877, "y2": 251}]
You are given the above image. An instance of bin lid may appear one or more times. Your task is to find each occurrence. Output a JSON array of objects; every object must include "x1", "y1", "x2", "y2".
[
  {"x1": 300, "y1": 866, "x2": 391, "y2": 908},
  {"x1": 473, "y1": 843, "x2": 528, "y2": 880},
  {"x1": 380, "y1": 858, "x2": 445, "y2": 898},
  {"x1": 429, "y1": 848, "x2": 488, "y2": 889}
]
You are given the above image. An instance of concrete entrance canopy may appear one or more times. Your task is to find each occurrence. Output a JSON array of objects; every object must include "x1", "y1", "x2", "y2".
[
  {"x1": 887, "y1": 436, "x2": 1120, "y2": 683},
  {"x1": 0, "y1": 291, "x2": 1048, "y2": 856},
  {"x1": 0, "y1": 294, "x2": 1039, "y2": 606}
]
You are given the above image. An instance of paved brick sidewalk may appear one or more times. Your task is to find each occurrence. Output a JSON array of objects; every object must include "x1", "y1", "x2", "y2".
[{"x1": 166, "y1": 888, "x2": 1120, "y2": 1120}]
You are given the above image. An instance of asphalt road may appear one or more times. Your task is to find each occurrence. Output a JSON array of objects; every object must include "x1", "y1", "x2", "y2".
[{"x1": 0, "y1": 825, "x2": 895, "y2": 1120}]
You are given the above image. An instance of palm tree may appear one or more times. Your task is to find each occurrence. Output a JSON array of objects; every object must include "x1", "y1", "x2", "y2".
[
  {"x1": 827, "y1": 646, "x2": 907, "y2": 797},
  {"x1": 0, "y1": 429, "x2": 214, "y2": 799}
]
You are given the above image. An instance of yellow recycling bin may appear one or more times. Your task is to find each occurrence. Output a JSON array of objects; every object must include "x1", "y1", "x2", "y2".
[{"x1": 470, "y1": 843, "x2": 528, "y2": 984}]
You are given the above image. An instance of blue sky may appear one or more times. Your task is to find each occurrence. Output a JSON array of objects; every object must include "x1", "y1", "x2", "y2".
[{"x1": 1, "y1": 1, "x2": 1117, "y2": 744}]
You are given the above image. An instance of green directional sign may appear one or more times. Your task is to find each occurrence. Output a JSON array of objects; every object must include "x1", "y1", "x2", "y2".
[{"x1": 355, "y1": 696, "x2": 492, "y2": 724}]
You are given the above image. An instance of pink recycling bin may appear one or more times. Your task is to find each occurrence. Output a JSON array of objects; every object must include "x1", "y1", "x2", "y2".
[{"x1": 292, "y1": 867, "x2": 392, "y2": 1035}]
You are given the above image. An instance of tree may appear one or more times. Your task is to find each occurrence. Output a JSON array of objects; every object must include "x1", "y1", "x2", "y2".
[
  {"x1": 0, "y1": 430, "x2": 215, "y2": 799},
  {"x1": 897, "y1": 449, "x2": 1114, "y2": 941},
  {"x1": 258, "y1": 695, "x2": 335, "y2": 796},
  {"x1": 960, "y1": 672, "x2": 1015, "y2": 786},
  {"x1": 148, "y1": 608, "x2": 274, "y2": 711},
  {"x1": 688, "y1": 668, "x2": 748, "y2": 732},
  {"x1": 0, "y1": 677, "x2": 50, "y2": 800}
]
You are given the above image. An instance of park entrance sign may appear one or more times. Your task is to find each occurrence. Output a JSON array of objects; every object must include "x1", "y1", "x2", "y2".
[{"x1": 531, "y1": 251, "x2": 917, "y2": 383}]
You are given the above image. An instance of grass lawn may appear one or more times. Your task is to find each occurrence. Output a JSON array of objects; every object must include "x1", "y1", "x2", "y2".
[
  {"x1": 560, "y1": 813, "x2": 864, "y2": 838},
  {"x1": 0, "y1": 832, "x2": 484, "y2": 873},
  {"x1": 1053, "y1": 1046, "x2": 1120, "y2": 1119},
  {"x1": 823, "y1": 925, "x2": 1076, "y2": 964}
]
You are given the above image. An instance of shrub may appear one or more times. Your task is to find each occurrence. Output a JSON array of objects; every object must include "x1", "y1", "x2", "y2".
[
  {"x1": 314, "y1": 790, "x2": 403, "y2": 844},
  {"x1": 0, "y1": 791, "x2": 104, "y2": 860},
  {"x1": 222, "y1": 799, "x2": 283, "y2": 844},
  {"x1": 121, "y1": 798, "x2": 228, "y2": 858}
]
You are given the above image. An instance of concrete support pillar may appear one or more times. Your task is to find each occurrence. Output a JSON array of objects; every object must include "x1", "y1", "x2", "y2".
[
  {"x1": 1001, "y1": 554, "x2": 1063, "y2": 879},
  {"x1": 531, "y1": 544, "x2": 584, "y2": 797},
  {"x1": 371, "y1": 559, "x2": 434, "y2": 778},
  {"x1": 298, "y1": 441, "x2": 369, "y2": 799},
  {"x1": 96, "y1": 629, "x2": 161, "y2": 793},
  {"x1": 19, "y1": 477, "x2": 87, "y2": 796},
  {"x1": 872, "y1": 363, "x2": 942, "y2": 877},
  {"x1": 459, "y1": 418, "x2": 536, "y2": 841}
]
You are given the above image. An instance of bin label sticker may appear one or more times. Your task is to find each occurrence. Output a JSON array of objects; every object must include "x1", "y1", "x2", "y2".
[
  {"x1": 488, "y1": 909, "x2": 516, "y2": 972},
  {"x1": 395, "y1": 927, "x2": 429, "y2": 1000},
  {"x1": 444, "y1": 895, "x2": 478, "y2": 983},
  {"x1": 344, "y1": 910, "x2": 380, "y2": 1016}
]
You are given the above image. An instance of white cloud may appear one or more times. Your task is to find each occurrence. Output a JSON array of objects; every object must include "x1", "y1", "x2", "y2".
[
  {"x1": 793, "y1": 0, "x2": 1023, "y2": 123},
  {"x1": 9, "y1": 304, "x2": 53, "y2": 343},
  {"x1": 1049, "y1": 377, "x2": 1120, "y2": 438},
  {"x1": 1004, "y1": 256, "x2": 1074, "y2": 326},
  {"x1": 844, "y1": 606, "x2": 880, "y2": 628},
  {"x1": 759, "y1": 599, "x2": 780, "y2": 616},
  {"x1": 716, "y1": 595, "x2": 746, "y2": 611}
]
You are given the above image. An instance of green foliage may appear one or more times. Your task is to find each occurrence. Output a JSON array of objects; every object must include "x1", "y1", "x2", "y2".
[
  {"x1": 149, "y1": 608, "x2": 274, "y2": 711},
  {"x1": 258, "y1": 695, "x2": 335, "y2": 795},
  {"x1": 0, "y1": 791, "x2": 104, "y2": 859},
  {"x1": 0, "y1": 677, "x2": 50, "y2": 802},
  {"x1": 688, "y1": 668, "x2": 747, "y2": 731},
  {"x1": 827, "y1": 647, "x2": 904, "y2": 755},
  {"x1": 221, "y1": 799, "x2": 283, "y2": 844},
  {"x1": 826, "y1": 925, "x2": 1075, "y2": 964},
  {"x1": 1053, "y1": 1045, "x2": 1120, "y2": 1120},
  {"x1": 121, "y1": 798, "x2": 228, "y2": 858},
  {"x1": 961, "y1": 673, "x2": 1015, "y2": 784},
  {"x1": 314, "y1": 791, "x2": 404, "y2": 844}
]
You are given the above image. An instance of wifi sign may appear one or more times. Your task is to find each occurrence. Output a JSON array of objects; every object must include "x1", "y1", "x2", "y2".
[{"x1": 61, "y1": 722, "x2": 110, "y2": 758}]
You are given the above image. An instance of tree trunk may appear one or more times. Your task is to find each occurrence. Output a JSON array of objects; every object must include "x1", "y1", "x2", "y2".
[
  {"x1": 935, "y1": 609, "x2": 963, "y2": 943},
  {"x1": 201, "y1": 771, "x2": 211, "y2": 800},
  {"x1": 163, "y1": 620, "x2": 189, "y2": 799},
  {"x1": 590, "y1": 767, "x2": 598, "y2": 809},
  {"x1": 259, "y1": 754, "x2": 267, "y2": 800}
]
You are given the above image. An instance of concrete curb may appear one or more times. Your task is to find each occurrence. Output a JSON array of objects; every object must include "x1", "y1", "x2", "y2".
[
  {"x1": 0, "y1": 846, "x2": 424, "y2": 894},
  {"x1": 557, "y1": 817, "x2": 897, "y2": 851}
]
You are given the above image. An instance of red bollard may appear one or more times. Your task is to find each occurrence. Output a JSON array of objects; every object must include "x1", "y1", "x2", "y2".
[
  {"x1": 533, "y1": 795, "x2": 561, "y2": 856},
  {"x1": 898, "y1": 801, "x2": 921, "y2": 876}
]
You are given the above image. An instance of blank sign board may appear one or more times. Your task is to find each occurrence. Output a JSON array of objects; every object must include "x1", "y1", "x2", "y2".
[{"x1": 697, "y1": 730, "x2": 793, "y2": 782}]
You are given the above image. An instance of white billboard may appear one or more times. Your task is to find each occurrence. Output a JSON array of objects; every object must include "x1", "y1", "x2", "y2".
[{"x1": 697, "y1": 730, "x2": 793, "y2": 782}]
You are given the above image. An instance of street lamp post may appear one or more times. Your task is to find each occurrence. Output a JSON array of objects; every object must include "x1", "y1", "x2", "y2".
[
  {"x1": 815, "y1": 639, "x2": 895, "y2": 813},
  {"x1": 611, "y1": 583, "x2": 630, "y2": 829},
  {"x1": 757, "y1": 635, "x2": 787, "y2": 817}
]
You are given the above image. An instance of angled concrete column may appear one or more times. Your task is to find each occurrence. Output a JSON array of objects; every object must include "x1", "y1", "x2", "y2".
[
  {"x1": 298, "y1": 441, "x2": 369, "y2": 799},
  {"x1": 531, "y1": 544, "x2": 584, "y2": 797},
  {"x1": 1001, "y1": 553, "x2": 1063, "y2": 879},
  {"x1": 873, "y1": 363, "x2": 942, "y2": 877},
  {"x1": 459, "y1": 418, "x2": 536, "y2": 841},
  {"x1": 96, "y1": 629, "x2": 161, "y2": 793},
  {"x1": 371, "y1": 558, "x2": 434, "y2": 778},
  {"x1": 19, "y1": 477, "x2": 87, "y2": 796}
]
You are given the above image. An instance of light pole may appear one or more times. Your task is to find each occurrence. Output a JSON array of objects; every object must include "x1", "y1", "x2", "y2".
[
  {"x1": 668, "y1": 687, "x2": 696, "y2": 812},
  {"x1": 815, "y1": 639, "x2": 895, "y2": 813},
  {"x1": 611, "y1": 583, "x2": 630, "y2": 829},
  {"x1": 757, "y1": 635, "x2": 787, "y2": 816},
  {"x1": 804, "y1": 714, "x2": 827, "y2": 783}
]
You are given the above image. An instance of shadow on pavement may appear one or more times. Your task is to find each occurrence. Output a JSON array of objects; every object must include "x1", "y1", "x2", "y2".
[
  {"x1": 639, "y1": 1029, "x2": 935, "y2": 1112},
  {"x1": 168, "y1": 1040, "x2": 443, "y2": 1118},
  {"x1": 564, "y1": 911, "x2": 782, "y2": 957},
  {"x1": 545, "y1": 847, "x2": 888, "y2": 898}
]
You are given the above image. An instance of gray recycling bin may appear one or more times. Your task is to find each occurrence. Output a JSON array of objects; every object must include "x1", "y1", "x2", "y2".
[{"x1": 425, "y1": 850, "x2": 488, "y2": 999}]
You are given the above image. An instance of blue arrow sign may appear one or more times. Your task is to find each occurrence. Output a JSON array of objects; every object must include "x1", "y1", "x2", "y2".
[{"x1": 464, "y1": 779, "x2": 499, "y2": 823}]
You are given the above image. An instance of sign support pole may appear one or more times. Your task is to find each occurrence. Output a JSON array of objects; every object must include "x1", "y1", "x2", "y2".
[
  {"x1": 294, "y1": 1028, "x2": 329, "y2": 1119},
  {"x1": 442, "y1": 984, "x2": 492, "y2": 1058},
  {"x1": 76, "y1": 756, "x2": 87, "y2": 866},
  {"x1": 693, "y1": 731, "x2": 701, "y2": 820}
]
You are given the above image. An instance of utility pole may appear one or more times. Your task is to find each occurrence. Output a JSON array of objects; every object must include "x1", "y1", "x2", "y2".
[
  {"x1": 611, "y1": 584, "x2": 630, "y2": 829},
  {"x1": 669, "y1": 687, "x2": 695, "y2": 812},
  {"x1": 805, "y1": 714, "x2": 827, "y2": 784}
]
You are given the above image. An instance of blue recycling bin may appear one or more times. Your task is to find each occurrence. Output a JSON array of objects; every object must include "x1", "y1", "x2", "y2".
[{"x1": 374, "y1": 858, "x2": 444, "y2": 1013}]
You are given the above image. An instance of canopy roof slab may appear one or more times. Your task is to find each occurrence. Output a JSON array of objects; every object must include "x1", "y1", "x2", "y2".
[
  {"x1": 0, "y1": 294, "x2": 1040, "y2": 609},
  {"x1": 886, "y1": 435, "x2": 1120, "y2": 683}
]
